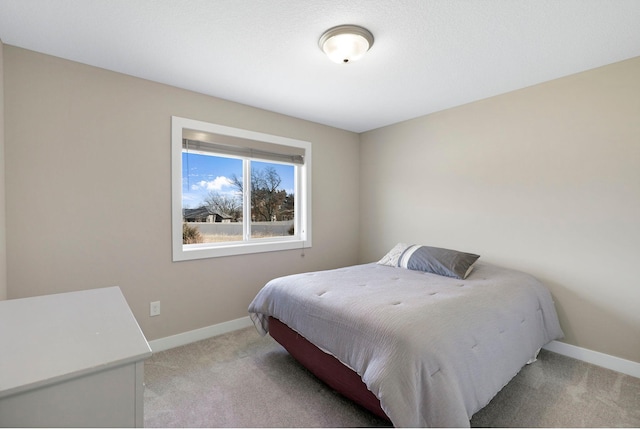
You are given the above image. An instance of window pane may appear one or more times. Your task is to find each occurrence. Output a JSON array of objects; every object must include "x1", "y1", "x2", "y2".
[
  {"x1": 182, "y1": 151, "x2": 243, "y2": 244},
  {"x1": 250, "y1": 161, "x2": 295, "y2": 239},
  {"x1": 172, "y1": 116, "x2": 311, "y2": 261}
]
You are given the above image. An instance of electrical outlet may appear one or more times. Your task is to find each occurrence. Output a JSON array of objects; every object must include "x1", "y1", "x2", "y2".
[{"x1": 150, "y1": 301, "x2": 161, "y2": 317}]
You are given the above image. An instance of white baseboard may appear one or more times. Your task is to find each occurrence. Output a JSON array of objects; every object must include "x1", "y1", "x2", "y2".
[
  {"x1": 148, "y1": 316, "x2": 253, "y2": 353},
  {"x1": 543, "y1": 340, "x2": 640, "y2": 379},
  {"x1": 148, "y1": 317, "x2": 640, "y2": 380}
]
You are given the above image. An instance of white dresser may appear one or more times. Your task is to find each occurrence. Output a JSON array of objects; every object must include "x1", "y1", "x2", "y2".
[{"x1": 0, "y1": 287, "x2": 152, "y2": 427}]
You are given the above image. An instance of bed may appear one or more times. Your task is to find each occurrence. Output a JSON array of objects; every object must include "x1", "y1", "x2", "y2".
[{"x1": 248, "y1": 244, "x2": 564, "y2": 427}]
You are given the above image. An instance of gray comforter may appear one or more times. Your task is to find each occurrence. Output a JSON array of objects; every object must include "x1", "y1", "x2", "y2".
[{"x1": 248, "y1": 262, "x2": 564, "y2": 427}]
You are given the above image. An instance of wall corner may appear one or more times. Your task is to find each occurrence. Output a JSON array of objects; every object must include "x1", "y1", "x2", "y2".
[{"x1": 0, "y1": 39, "x2": 7, "y2": 300}]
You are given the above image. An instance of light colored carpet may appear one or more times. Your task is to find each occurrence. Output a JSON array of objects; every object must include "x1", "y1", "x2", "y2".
[{"x1": 144, "y1": 326, "x2": 640, "y2": 428}]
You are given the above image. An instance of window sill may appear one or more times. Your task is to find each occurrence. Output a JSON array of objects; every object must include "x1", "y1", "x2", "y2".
[{"x1": 173, "y1": 238, "x2": 309, "y2": 261}]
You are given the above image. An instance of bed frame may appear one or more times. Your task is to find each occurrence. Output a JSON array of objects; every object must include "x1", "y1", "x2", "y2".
[{"x1": 268, "y1": 316, "x2": 390, "y2": 421}]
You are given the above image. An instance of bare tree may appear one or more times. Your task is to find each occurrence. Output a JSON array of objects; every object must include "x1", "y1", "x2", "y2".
[
  {"x1": 229, "y1": 166, "x2": 289, "y2": 222},
  {"x1": 204, "y1": 192, "x2": 242, "y2": 221}
]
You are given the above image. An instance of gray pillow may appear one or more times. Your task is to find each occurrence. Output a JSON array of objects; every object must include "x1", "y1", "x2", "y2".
[{"x1": 378, "y1": 243, "x2": 480, "y2": 279}]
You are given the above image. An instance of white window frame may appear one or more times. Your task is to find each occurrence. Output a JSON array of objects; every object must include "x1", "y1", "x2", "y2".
[{"x1": 171, "y1": 116, "x2": 312, "y2": 261}]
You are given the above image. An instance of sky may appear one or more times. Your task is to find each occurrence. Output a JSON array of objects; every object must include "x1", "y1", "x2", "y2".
[{"x1": 182, "y1": 152, "x2": 294, "y2": 209}]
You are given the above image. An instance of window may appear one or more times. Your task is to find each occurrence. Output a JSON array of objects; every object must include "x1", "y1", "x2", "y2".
[{"x1": 172, "y1": 116, "x2": 312, "y2": 261}]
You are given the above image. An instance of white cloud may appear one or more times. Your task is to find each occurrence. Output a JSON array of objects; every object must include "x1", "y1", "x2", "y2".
[{"x1": 193, "y1": 176, "x2": 233, "y2": 191}]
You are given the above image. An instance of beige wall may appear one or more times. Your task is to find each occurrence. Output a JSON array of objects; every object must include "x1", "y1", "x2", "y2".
[
  {"x1": 360, "y1": 57, "x2": 640, "y2": 362},
  {"x1": 3, "y1": 46, "x2": 361, "y2": 340},
  {"x1": 3, "y1": 43, "x2": 639, "y2": 363},
  {"x1": 0, "y1": 39, "x2": 6, "y2": 301}
]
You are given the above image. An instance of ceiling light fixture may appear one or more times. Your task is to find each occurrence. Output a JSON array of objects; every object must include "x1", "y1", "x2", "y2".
[{"x1": 319, "y1": 25, "x2": 374, "y2": 64}]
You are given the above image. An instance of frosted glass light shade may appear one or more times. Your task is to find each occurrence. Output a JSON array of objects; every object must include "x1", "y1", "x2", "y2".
[{"x1": 319, "y1": 25, "x2": 374, "y2": 63}]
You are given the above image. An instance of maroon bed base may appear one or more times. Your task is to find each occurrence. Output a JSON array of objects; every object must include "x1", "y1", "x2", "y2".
[{"x1": 268, "y1": 316, "x2": 390, "y2": 421}]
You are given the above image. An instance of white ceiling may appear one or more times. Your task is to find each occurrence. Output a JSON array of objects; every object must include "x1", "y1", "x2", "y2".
[{"x1": 1, "y1": 0, "x2": 639, "y2": 133}]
